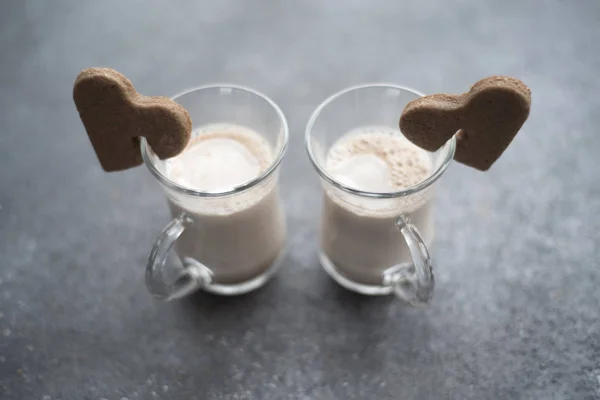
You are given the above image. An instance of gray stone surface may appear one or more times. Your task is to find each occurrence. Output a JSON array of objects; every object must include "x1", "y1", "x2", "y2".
[{"x1": 1, "y1": 0, "x2": 599, "y2": 399}]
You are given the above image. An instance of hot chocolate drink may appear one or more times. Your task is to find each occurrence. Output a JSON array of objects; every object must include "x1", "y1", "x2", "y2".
[
  {"x1": 164, "y1": 124, "x2": 286, "y2": 284},
  {"x1": 320, "y1": 127, "x2": 434, "y2": 286}
]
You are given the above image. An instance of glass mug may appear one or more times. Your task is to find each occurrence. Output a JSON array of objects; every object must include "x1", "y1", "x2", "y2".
[
  {"x1": 142, "y1": 85, "x2": 288, "y2": 300},
  {"x1": 305, "y1": 84, "x2": 455, "y2": 305}
]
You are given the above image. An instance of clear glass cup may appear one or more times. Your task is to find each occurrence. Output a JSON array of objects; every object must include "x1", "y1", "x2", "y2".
[
  {"x1": 305, "y1": 84, "x2": 456, "y2": 306},
  {"x1": 142, "y1": 85, "x2": 288, "y2": 300}
]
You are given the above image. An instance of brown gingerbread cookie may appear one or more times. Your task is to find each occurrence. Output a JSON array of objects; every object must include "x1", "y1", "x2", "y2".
[
  {"x1": 73, "y1": 68, "x2": 192, "y2": 172},
  {"x1": 399, "y1": 76, "x2": 531, "y2": 171}
]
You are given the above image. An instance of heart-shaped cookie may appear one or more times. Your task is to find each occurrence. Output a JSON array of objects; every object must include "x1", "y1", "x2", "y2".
[
  {"x1": 399, "y1": 76, "x2": 531, "y2": 171},
  {"x1": 73, "y1": 68, "x2": 192, "y2": 172}
]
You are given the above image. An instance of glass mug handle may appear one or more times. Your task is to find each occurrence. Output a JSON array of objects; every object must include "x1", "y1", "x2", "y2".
[
  {"x1": 145, "y1": 213, "x2": 212, "y2": 301},
  {"x1": 383, "y1": 215, "x2": 435, "y2": 306}
]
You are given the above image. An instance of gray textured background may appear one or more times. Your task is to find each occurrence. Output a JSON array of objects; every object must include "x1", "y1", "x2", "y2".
[{"x1": 1, "y1": 1, "x2": 599, "y2": 399}]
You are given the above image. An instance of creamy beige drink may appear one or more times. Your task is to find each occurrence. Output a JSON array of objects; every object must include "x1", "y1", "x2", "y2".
[
  {"x1": 321, "y1": 127, "x2": 434, "y2": 286},
  {"x1": 164, "y1": 124, "x2": 286, "y2": 284}
]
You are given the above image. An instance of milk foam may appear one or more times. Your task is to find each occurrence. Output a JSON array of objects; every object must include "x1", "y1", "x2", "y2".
[
  {"x1": 163, "y1": 124, "x2": 278, "y2": 216},
  {"x1": 324, "y1": 127, "x2": 433, "y2": 214},
  {"x1": 165, "y1": 124, "x2": 273, "y2": 192},
  {"x1": 326, "y1": 127, "x2": 432, "y2": 192}
]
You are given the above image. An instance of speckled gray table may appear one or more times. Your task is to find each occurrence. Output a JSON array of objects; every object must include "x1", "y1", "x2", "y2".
[{"x1": 1, "y1": 1, "x2": 599, "y2": 399}]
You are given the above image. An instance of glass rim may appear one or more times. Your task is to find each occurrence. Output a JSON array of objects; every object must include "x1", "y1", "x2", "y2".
[
  {"x1": 304, "y1": 83, "x2": 456, "y2": 199},
  {"x1": 141, "y1": 83, "x2": 289, "y2": 198}
]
